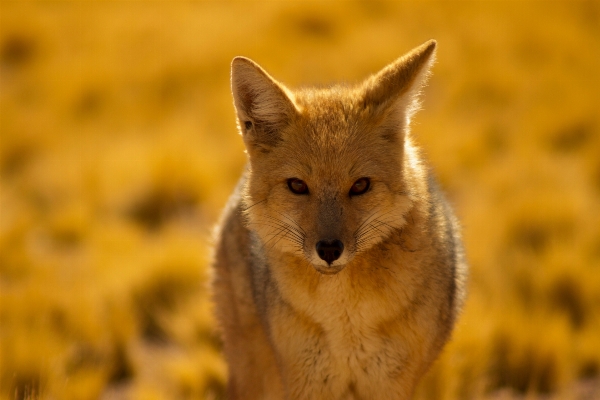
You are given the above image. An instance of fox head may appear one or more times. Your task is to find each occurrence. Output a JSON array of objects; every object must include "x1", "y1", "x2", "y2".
[{"x1": 231, "y1": 40, "x2": 436, "y2": 275}]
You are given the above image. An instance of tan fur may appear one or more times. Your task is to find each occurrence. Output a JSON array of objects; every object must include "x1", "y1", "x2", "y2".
[{"x1": 212, "y1": 40, "x2": 468, "y2": 400}]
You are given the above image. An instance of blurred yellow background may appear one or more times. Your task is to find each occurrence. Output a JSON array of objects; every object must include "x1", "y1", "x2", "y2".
[{"x1": 1, "y1": 1, "x2": 599, "y2": 399}]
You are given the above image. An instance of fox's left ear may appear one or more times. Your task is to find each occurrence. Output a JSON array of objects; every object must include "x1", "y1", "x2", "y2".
[
  {"x1": 361, "y1": 40, "x2": 437, "y2": 141},
  {"x1": 231, "y1": 57, "x2": 297, "y2": 154}
]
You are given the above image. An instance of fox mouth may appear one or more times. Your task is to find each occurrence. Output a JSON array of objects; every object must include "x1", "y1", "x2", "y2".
[{"x1": 313, "y1": 263, "x2": 346, "y2": 275}]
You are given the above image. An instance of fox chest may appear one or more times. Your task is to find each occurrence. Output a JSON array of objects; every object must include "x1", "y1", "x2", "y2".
[
  {"x1": 327, "y1": 327, "x2": 409, "y2": 380},
  {"x1": 269, "y1": 302, "x2": 417, "y2": 398},
  {"x1": 266, "y1": 255, "x2": 427, "y2": 397}
]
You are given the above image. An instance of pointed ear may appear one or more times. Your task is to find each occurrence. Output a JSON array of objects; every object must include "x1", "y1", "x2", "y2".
[
  {"x1": 231, "y1": 57, "x2": 297, "y2": 152},
  {"x1": 361, "y1": 40, "x2": 437, "y2": 141}
]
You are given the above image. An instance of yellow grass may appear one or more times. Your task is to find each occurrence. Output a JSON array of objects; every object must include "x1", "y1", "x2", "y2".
[{"x1": 1, "y1": 1, "x2": 599, "y2": 399}]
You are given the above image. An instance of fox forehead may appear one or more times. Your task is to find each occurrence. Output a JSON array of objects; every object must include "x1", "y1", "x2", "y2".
[
  {"x1": 269, "y1": 142, "x2": 400, "y2": 190},
  {"x1": 293, "y1": 87, "x2": 375, "y2": 143},
  {"x1": 268, "y1": 93, "x2": 401, "y2": 182}
]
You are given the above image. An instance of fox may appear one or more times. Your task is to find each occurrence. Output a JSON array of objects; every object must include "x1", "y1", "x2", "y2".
[{"x1": 211, "y1": 40, "x2": 468, "y2": 400}]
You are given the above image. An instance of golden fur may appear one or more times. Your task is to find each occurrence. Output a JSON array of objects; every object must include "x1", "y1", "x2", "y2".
[{"x1": 212, "y1": 40, "x2": 468, "y2": 400}]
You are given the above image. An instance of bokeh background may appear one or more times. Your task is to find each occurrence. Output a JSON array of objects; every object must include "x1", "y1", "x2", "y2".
[{"x1": 1, "y1": 1, "x2": 599, "y2": 399}]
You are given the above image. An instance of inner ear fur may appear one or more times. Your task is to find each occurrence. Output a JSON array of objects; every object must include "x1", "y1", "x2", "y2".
[
  {"x1": 361, "y1": 40, "x2": 437, "y2": 141},
  {"x1": 231, "y1": 57, "x2": 297, "y2": 150}
]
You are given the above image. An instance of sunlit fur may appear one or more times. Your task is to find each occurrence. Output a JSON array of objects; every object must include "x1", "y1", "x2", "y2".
[{"x1": 212, "y1": 40, "x2": 468, "y2": 400}]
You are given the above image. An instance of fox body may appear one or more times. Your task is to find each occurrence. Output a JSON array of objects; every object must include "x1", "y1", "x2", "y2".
[{"x1": 212, "y1": 40, "x2": 468, "y2": 400}]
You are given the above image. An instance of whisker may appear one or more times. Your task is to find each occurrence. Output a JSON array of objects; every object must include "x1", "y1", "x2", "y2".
[
  {"x1": 354, "y1": 207, "x2": 408, "y2": 253},
  {"x1": 249, "y1": 218, "x2": 303, "y2": 235},
  {"x1": 246, "y1": 213, "x2": 306, "y2": 256},
  {"x1": 273, "y1": 210, "x2": 307, "y2": 236},
  {"x1": 241, "y1": 198, "x2": 267, "y2": 212},
  {"x1": 354, "y1": 208, "x2": 399, "y2": 239},
  {"x1": 354, "y1": 209, "x2": 382, "y2": 236},
  {"x1": 261, "y1": 216, "x2": 306, "y2": 242}
]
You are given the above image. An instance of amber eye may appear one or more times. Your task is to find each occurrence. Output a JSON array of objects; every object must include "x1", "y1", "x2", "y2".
[
  {"x1": 349, "y1": 178, "x2": 370, "y2": 196},
  {"x1": 287, "y1": 178, "x2": 309, "y2": 195}
]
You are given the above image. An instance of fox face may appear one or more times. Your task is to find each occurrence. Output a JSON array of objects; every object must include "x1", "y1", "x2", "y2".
[{"x1": 231, "y1": 41, "x2": 436, "y2": 274}]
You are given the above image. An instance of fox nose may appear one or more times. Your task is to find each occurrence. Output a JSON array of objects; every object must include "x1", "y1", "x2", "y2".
[{"x1": 316, "y1": 240, "x2": 344, "y2": 265}]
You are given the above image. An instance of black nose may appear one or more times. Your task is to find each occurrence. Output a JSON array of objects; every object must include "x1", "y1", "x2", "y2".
[{"x1": 316, "y1": 240, "x2": 344, "y2": 264}]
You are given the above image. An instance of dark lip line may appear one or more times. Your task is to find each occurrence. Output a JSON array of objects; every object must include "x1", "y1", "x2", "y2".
[{"x1": 314, "y1": 266, "x2": 345, "y2": 275}]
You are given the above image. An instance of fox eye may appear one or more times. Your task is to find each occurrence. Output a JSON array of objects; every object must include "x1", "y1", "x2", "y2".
[
  {"x1": 350, "y1": 178, "x2": 370, "y2": 196},
  {"x1": 244, "y1": 121, "x2": 253, "y2": 130},
  {"x1": 287, "y1": 178, "x2": 308, "y2": 195}
]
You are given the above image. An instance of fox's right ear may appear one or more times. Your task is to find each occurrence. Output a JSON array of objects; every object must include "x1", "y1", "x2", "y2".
[
  {"x1": 360, "y1": 40, "x2": 437, "y2": 142},
  {"x1": 231, "y1": 57, "x2": 297, "y2": 153}
]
